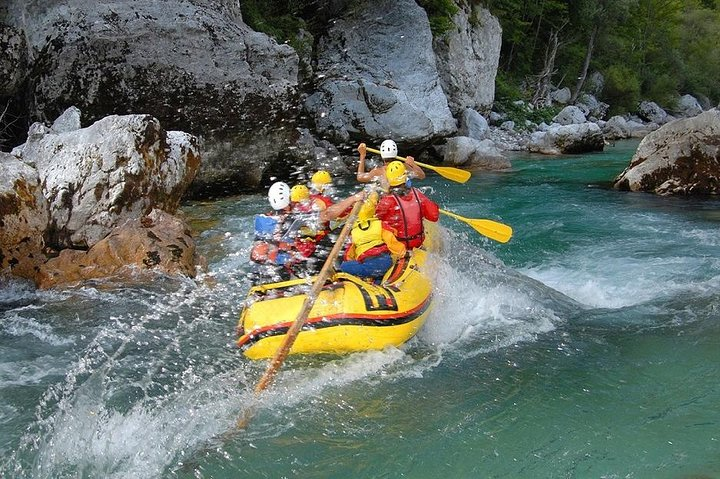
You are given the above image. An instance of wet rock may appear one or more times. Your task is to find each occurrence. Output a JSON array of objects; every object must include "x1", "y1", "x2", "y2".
[
  {"x1": 0, "y1": 153, "x2": 49, "y2": 280},
  {"x1": 13, "y1": 110, "x2": 200, "y2": 250},
  {"x1": 602, "y1": 115, "x2": 656, "y2": 140},
  {"x1": 305, "y1": 0, "x2": 456, "y2": 144},
  {"x1": 613, "y1": 109, "x2": 720, "y2": 195},
  {"x1": 36, "y1": 209, "x2": 202, "y2": 289},
  {"x1": 444, "y1": 136, "x2": 510, "y2": 169},
  {"x1": 528, "y1": 123, "x2": 604, "y2": 155}
]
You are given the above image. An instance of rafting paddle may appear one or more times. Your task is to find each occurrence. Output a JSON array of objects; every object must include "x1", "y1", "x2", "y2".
[
  {"x1": 238, "y1": 196, "x2": 365, "y2": 428},
  {"x1": 439, "y1": 209, "x2": 513, "y2": 243},
  {"x1": 366, "y1": 147, "x2": 471, "y2": 184}
]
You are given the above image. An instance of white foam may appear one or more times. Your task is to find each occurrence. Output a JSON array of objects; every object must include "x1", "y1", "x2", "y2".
[
  {"x1": 418, "y1": 228, "x2": 560, "y2": 351},
  {"x1": 0, "y1": 356, "x2": 69, "y2": 387},
  {"x1": 520, "y1": 249, "x2": 720, "y2": 309},
  {"x1": 0, "y1": 314, "x2": 75, "y2": 346}
]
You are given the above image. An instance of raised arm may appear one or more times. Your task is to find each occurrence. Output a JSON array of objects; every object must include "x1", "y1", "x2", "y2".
[
  {"x1": 404, "y1": 155, "x2": 426, "y2": 180},
  {"x1": 356, "y1": 143, "x2": 377, "y2": 183}
]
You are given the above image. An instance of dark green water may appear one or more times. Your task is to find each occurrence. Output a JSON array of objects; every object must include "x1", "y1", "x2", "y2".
[{"x1": 1, "y1": 140, "x2": 719, "y2": 478}]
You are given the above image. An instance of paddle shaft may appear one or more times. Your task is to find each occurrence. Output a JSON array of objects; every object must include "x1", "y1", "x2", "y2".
[
  {"x1": 252, "y1": 199, "x2": 364, "y2": 393},
  {"x1": 365, "y1": 147, "x2": 471, "y2": 184},
  {"x1": 365, "y1": 147, "x2": 426, "y2": 168}
]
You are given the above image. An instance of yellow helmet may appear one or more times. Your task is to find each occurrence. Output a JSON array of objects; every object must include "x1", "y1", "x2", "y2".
[
  {"x1": 357, "y1": 192, "x2": 379, "y2": 221},
  {"x1": 311, "y1": 170, "x2": 332, "y2": 187},
  {"x1": 386, "y1": 161, "x2": 407, "y2": 187},
  {"x1": 290, "y1": 184, "x2": 310, "y2": 202}
]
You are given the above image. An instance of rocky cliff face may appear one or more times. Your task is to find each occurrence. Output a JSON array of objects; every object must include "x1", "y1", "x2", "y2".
[
  {"x1": 433, "y1": 4, "x2": 502, "y2": 115},
  {"x1": 1, "y1": 0, "x2": 503, "y2": 196},
  {"x1": 305, "y1": 0, "x2": 457, "y2": 145},
  {"x1": 2, "y1": 0, "x2": 299, "y2": 196}
]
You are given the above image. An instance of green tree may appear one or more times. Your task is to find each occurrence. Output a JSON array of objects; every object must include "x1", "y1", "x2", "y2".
[
  {"x1": 567, "y1": 0, "x2": 637, "y2": 103},
  {"x1": 677, "y1": 2, "x2": 720, "y2": 102},
  {"x1": 602, "y1": 64, "x2": 641, "y2": 114},
  {"x1": 486, "y1": 0, "x2": 569, "y2": 79},
  {"x1": 417, "y1": 0, "x2": 460, "y2": 35}
]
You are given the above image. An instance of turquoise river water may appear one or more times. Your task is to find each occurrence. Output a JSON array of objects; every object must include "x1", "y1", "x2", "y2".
[{"x1": 1, "y1": 140, "x2": 719, "y2": 478}]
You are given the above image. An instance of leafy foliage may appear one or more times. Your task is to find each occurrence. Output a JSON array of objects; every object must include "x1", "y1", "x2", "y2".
[
  {"x1": 417, "y1": 0, "x2": 460, "y2": 35},
  {"x1": 239, "y1": 0, "x2": 307, "y2": 49},
  {"x1": 677, "y1": 3, "x2": 720, "y2": 102},
  {"x1": 495, "y1": 94, "x2": 562, "y2": 130},
  {"x1": 486, "y1": 0, "x2": 720, "y2": 110},
  {"x1": 602, "y1": 64, "x2": 641, "y2": 115},
  {"x1": 237, "y1": 0, "x2": 720, "y2": 111}
]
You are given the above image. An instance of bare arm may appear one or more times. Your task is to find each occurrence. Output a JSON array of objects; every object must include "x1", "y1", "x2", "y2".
[
  {"x1": 319, "y1": 191, "x2": 365, "y2": 223},
  {"x1": 404, "y1": 155, "x2": 425, "y2": 180},
  {"x1": 356, "y1": 142, "x2": 373, "y2": 183}
]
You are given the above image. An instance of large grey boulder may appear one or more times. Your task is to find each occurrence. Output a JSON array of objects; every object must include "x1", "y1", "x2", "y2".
[
  {"x1": 458, "y1": 108, "x2": 489, "y2": 140},
  {"x1": 676, "y1": 94, "x2": 704, "y2": 118},
  {"x1": 528, "y1": 123, "x2": 604, "y2": 155},
  {"x1": 433, "y1": 4, "x2": 501, "y2": 115},
  {"x1": 4, "y1": 0, "x2": 298, "y2": 127},
  {"x1": 444, "y1": 136, "x2": 510, "y2": 170},
  {"x1": 550, "y1": 87, "x2": 571, "y2": 105},
  {"x1": 602, "y1": 115, "x2": 656, "y2": 140},
  {"x1": 613, "y1": 109, "x2": 720, "y2": 195},
  {"x1": 0, "y1": 152, "x2": 49, "y2": 281},
  {"x1": 553, "y1": 106, "x2": 586, "y2": 126},
  {"x1": 638, "y1": 101, "x2": 670, "y2": 125},
  {"x1": 2, "y1": 109, "x2": 203, "y2": 287},
  {"x1": 305, "y1": 0, "x2": 456, "y2": 144},
  {"x1": 575, "y1": 93, "x2": 609, "y2": 121},
  {"x1": 602, "y1": 116, "x2": 632, "y2": 140},
  {"x1": 3, "y1": 0, "x2": 298, "y2": 196},
  {"x1": 12, "y1": 110, "x2": 200, "y2": 250}
]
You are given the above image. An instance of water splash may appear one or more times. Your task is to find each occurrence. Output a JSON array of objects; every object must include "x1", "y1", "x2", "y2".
[{"x1": 419, "y1": 227, "x2": 576, "y2": 355}]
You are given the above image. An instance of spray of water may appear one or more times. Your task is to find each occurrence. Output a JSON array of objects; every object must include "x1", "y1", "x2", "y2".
[{"x1": 1, "y1": 220, "x2": 579, "y2": 478}]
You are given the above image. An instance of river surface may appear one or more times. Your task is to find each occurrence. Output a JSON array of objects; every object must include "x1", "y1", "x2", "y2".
[{"x1": 1, "y1": 140, "x2": 719, "y2": 478}]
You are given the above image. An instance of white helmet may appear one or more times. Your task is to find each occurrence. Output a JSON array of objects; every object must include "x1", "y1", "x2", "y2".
[
  {"x1": 268, "y1": 182, "x2": 290, "y2": 210},
  {"x1": 380, "y1": 139, "x2": 398, "y2": 159}
]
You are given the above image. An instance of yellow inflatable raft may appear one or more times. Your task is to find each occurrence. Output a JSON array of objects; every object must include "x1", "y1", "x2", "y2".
[{"x1": 236, "y1": 248, "x2": 433, "y2": 360}]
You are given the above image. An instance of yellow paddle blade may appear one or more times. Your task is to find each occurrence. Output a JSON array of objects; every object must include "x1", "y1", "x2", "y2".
[
  {"x1": 440, "y1": 209, "x2": 513, "y2": 243},
  {"x1": 365, "y1": 147, "x2": 471, "y2": 184},
  {"x1": 416, "y1": 161, "x2": 472, "y2": 183}
]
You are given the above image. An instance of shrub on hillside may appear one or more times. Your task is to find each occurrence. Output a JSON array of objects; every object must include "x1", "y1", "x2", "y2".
[{"x1": 602, "y1": 64, "x2": 640, "y2": 116}]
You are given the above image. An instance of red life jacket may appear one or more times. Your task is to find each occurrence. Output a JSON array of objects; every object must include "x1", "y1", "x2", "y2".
[
  {"x1": 388, "y1": 189, "x2": 425, "y2": 249},
  {"x1": 309, "y1": 193, "x2": 334, "y2": 240},
  {"x1": 310, "y1": 193, "x2": 333, "y2": 209}
]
